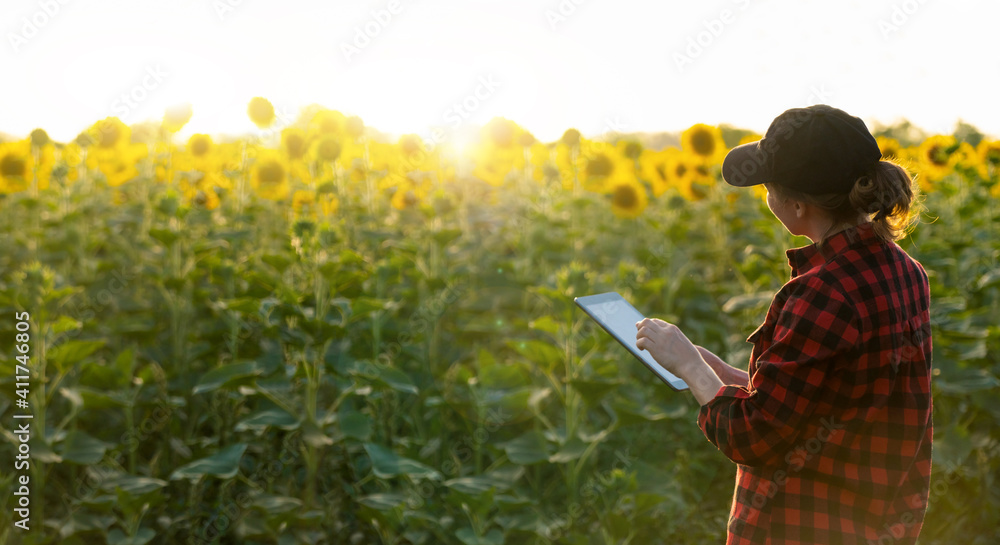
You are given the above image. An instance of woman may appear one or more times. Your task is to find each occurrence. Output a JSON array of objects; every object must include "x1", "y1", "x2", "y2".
[{"x1": 636, "y1": 104, "x2": 933, "y2": 544}]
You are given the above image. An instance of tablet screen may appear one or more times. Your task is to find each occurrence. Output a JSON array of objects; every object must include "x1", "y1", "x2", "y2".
[{"x1": 575, "y1": 292, "x2": 689, "y2": 391}]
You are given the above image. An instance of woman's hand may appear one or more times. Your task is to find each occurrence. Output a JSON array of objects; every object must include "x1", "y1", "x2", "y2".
[
  {"x1": 635, "y1": 318, "x2": 702, "y2": 375},
  {"x1": 636, "y1": 318, "x2": 724, "y2": 406}
]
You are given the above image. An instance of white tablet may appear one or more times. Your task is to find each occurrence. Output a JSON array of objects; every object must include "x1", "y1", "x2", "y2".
[{"x1": 575, "y1": 292, "x2": 689, "y2": 392}]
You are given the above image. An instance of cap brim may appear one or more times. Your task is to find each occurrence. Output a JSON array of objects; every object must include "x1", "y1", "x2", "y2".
[{"x1": 722, "y1": 141, "x2": 772, "y2": 188}]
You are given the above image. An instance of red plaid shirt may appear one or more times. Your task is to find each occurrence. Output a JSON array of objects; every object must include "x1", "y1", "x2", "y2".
[{"x1": 698, "y1": 221, "x2": 933, "y2": 544}]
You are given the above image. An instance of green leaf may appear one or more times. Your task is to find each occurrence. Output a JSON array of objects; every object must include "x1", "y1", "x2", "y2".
[
  {"x1": 499, "y1": 430, "x2": 550, "y2": 465},
  {"x1": 338, "y1": 409, "x2": 372, "y2": 441},
  {"x1": 50, "y1": 315, "x2": 82, "y2": 335},
  {"x1": 76, "y1": 386, "x2": 130, "y2": 409},
  {"x1": 935, "y1": 368, "x2": 1000, "y2": 394},
  {"x1": 47, "y1": 339, "x2": 106, "y2": 373},
  {"x1": 235, "y1": 408, "x2": 299, "y2": 432},
  {"x1": 528, "y1": 315, "x2": 561, "y2": 337},
  {"x1": 58, "y1": 387, "x2": 84, "y2": 412},
  {"x1": 170, "y1": 443, "x2": 247, "y2": 480},
  {"x1": 363, "y1": 442, "x2": 442, "y2": 480},
  {"x1": 444, "y1": 466, "x2": 522, "y2": 495},
  {"x1": 60, "y1": 430, "x2": 109, "y2": 465},
  {"x1": 149, "y1": 227, "x2": 179, "y2": 246},
  {"x1": 508, "y1": 340, "x2": 563, "y2": 367},
  {"x1": 358, "y1": 492, "x2": 406, "y2": 511},
  {"x1": 722, "y1": 292, "x2": 773, "y2": 314},
  {"x1": 114, "y1": 347, "x2": 135, "y2": 376},
  {"x1": 261, "y1": 253, "x2": 291, "y2": 271},
  {"x1": 103, "y1": 475, "x2": 168, "y2": 496},
  {"x1": 975, "y1": 268, "x2": 1000, "y2": 290},
  {"x1": 193, "y1": 361, "x2": 264, "y2": 394},
  {"x1": 372, "y1": 366, "x2": 419, "y2": 395},
  {"x1": 301, "y1": 418, "x2": 335, "y2": 447},
  {"x1": 548, "y1": 436, "x2": 588, "y2": 464},
  {"x1": 253, "y1": 494, "x2": 303, "y2": 514}
]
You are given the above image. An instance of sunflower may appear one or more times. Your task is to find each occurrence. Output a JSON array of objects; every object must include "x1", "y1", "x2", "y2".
[
  {"x1": 664, "y1": 148, "x2": 693, "y2": 194},
  {"x1": 0, "y1": 139, "x2": 33, "y2": 193},
  {"x1": 97, "y1": 143, "x2": 147, "y2": 187},
  {"x1": 617, "y1": 140, "x2": 643, "y2": 161},
  {"x1": 29, "y1": 128, "x2": 49, "y2": 148},
  {"x1": 681, "y1": 124, "x2": 726, "y2": 164},
  {"x1": 954, "y1": 141, "x2": 986, "y2": 180},
  {"x1": 395, "y1": 134, "x2": 435, "y2": 172},
  {"x1": 292, "y1": 189, "x2": 316, "y2": 216},
  {"x1": 484, "y1": 117, "x2": 518, "y2": 148},
  {"x1": 472, "y1": 152, "x2": 513, "y2": 187},
  {"x1": 608, "y1": 178, "x2": 648, "y2": 219},
  {"x1": 876, "y1": 136, "x2": 902, "y2": 160},
  {"x1": 281, "y1": 128, "x2": 308, "y2": 161},
  {"x1": 977, "y1": 139, "x2": 1000, "y2": 181},
  {"x1": 639, "y1": 149, "x2": 672, "y2": 197},
  {"x1": 86, "y1": 117, "x2": 130, "y2": 152},
  {"x1": 247, "y1": 97, "x2": 276, "y2": 129},
  {"x1": 308, "y1": 109, "x2": 346, "y2": 138},
  {"x1": 390, "y1": 180, "x2": 426, "y2": 211},
  {"x1": 345, "y1": 116, "x2": 365, "y2": 139},
  {"x1": 312, "y1": 135, "x2": 342, "y2": 163},
  {"x1": 183, "y1": 134, "x2": 217, "y2": 171},
  {"x1": 560, "y1": 128, "x2": 581, "y2": 148},
  {"x1": 576, "y1": 141, "x2": 633, "y2": 194},
  {"x1": 250, "y1": 149, "x2": 291, "y2": 201},
  {"x1": 686, "y1": 162, "x2": 714, "y2": 201},
  {"x1": 178, "y1": 176, "x2": 220, "y2": 211},
  {"x1": 916, "y1": 135, "x2": 958, "y2": 188},
  {"x1": 83, "y1": 133, "x2": 146, "y2": 188},
  {"x1": 163, "y1": 103, "x2": 193, "y2": 133},
  {"x1": 187, "y1": 134, "x2": 212, "y2": 157}
]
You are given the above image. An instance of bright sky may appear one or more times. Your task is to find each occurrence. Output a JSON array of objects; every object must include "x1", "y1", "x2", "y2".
[{"x1": 2, "y1": 0, "x2": 997, "y2": 144}]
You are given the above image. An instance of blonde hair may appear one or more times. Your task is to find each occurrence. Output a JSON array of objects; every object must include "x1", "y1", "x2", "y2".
[{"x1": 765, "y1": 159, "x2": 922, "y2": 245}]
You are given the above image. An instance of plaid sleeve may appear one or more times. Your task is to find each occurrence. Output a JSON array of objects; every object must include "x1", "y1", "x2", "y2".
[{"x1": 697, "y1": 278, "x2": 860, "y2": 467}]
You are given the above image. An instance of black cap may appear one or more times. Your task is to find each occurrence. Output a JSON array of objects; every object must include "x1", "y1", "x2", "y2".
[{"x1": 722, "y1": 104, "x2": 882, "y2": 195}]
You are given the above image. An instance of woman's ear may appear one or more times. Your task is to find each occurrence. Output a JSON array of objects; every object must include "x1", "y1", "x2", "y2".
[{"x1": 792, "y1": 199, "x2": 807, "y2": 219}]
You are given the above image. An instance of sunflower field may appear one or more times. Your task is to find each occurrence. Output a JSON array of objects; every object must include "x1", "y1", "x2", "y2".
[{"x1": 1, "y1": 99, "x2": 998, "y2": 545}]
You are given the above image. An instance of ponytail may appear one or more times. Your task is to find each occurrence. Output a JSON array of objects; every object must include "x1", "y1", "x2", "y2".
[
  {"x1": 849, "y1": 159, "x2": 920, "y2": 243},
  {"x1": 764, "y1": 158, "x2": 921, "y2": 245}
]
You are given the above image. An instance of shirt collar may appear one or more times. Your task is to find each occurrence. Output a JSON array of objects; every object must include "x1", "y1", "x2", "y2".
[{"x1": 785, "y1": 221, "x2": 878, "y2": 277}]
